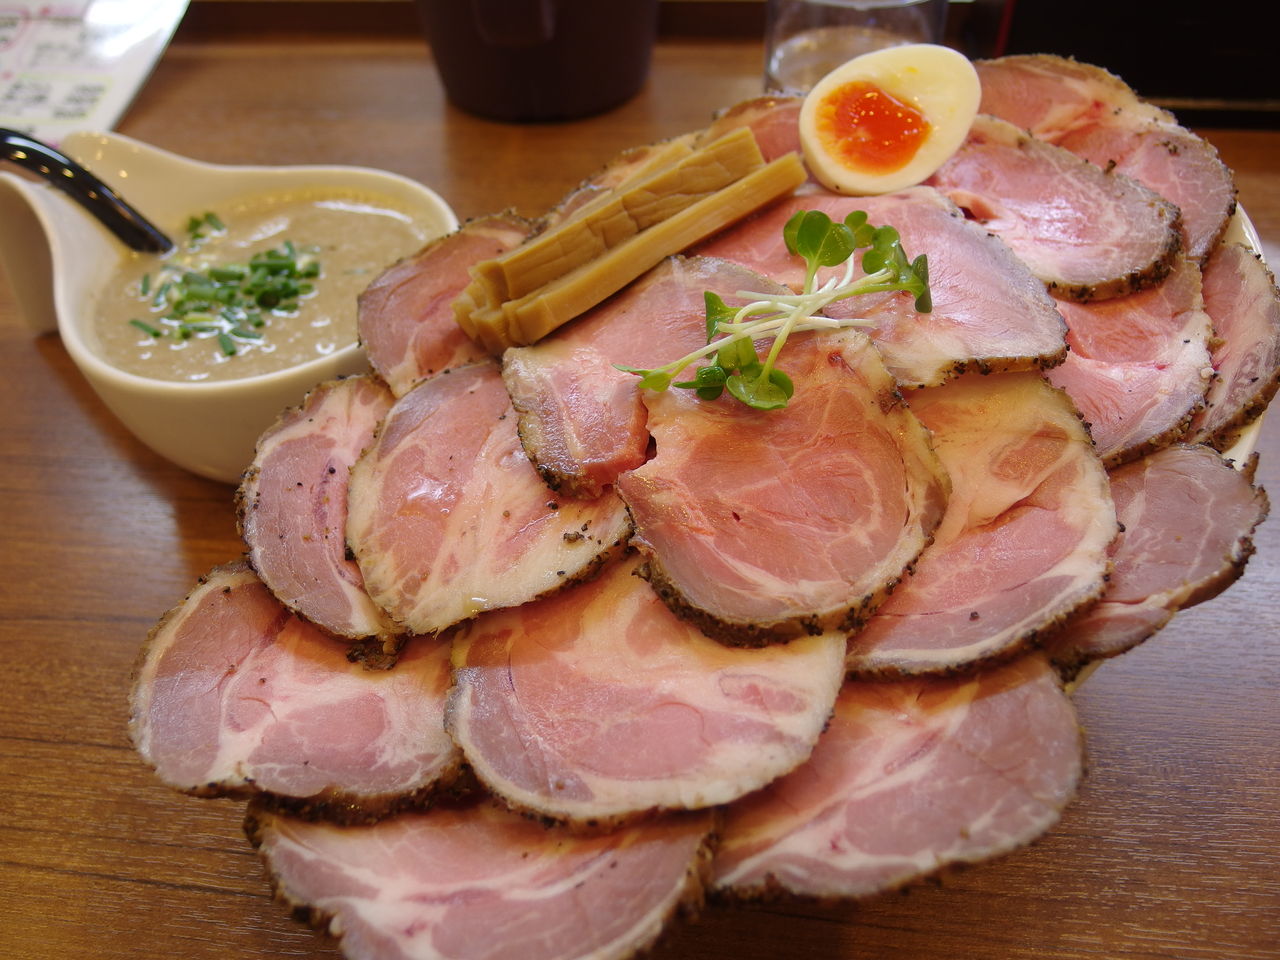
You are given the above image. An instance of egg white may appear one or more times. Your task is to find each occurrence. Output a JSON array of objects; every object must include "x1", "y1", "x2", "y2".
[{"x1": 799, "y1": 43, "x2": 981, "y2": 196}]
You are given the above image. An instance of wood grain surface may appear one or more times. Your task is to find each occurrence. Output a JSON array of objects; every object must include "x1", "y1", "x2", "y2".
[{"x1": 0, "y1": 32, "x2": 1276, "y2": 960}]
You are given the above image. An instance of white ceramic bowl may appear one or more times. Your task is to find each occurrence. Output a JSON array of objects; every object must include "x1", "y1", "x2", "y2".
[{"x1": 0, "y1": 132, "x2": 457, "y2": 483}]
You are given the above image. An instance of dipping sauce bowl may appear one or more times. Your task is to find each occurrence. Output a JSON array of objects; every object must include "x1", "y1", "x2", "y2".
[{"x1": 0, "y1": 131, "x2": 457, "y2": 483}]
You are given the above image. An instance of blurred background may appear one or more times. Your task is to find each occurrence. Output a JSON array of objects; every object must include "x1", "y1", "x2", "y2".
[{"x1": 172, "y1": 0, "x2": 1279, "y2": 128}]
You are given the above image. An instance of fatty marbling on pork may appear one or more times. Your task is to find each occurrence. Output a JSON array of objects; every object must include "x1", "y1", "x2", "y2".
[
  {"x1": 619, "y1": 328, "x2": 950, "y2": 646},
  {"x1": 247, "y1": 798, "x2": 715, "y2": 960},
  {"x1": 345, "y1": 361, "x2": 631, "y2": 636},
  {"x1": 976, "y1": 54, "x2": 1236, "y2": 263},
  {"x1": 1046, "y1": 254, "x2": 1215, "y2": 466},
  {"x1": 712, "y1": 652, "x2": 1082, "y2": 899},
  {"x1": 845, "y1": 371, "x2": 1116, "y2": 677},
  {"x1": 1046, "y1": 444, "x2": 1269, "y2": 675},
  {"x1": 925, "y1": 114, "x2": 1182, "y2": 302},
  {"x1": 447, "y1": 554, "x2": 845, "y2": 827},
  {"x1": 238, "y1": 375, "x2": 397, "y2": 642},
  {"x1": 129, "y1": 563, "x2": 459, "y2": 822}
]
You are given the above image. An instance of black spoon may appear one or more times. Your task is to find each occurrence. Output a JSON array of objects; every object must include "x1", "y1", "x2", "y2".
[{"x1": 1, "y1": 128, "x2": 174, "y2": 254}]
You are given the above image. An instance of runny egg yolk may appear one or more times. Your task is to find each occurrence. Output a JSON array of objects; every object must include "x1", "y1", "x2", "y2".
[{"x1": 815, "y1": 80, "x2": 930, "y2": 175}]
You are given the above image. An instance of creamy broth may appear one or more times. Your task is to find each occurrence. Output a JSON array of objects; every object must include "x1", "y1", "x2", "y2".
[{"x1": 93, "y1": 190, "x2": 431, "y2": 382}]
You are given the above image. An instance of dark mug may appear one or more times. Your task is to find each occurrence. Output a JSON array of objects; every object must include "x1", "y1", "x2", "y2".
[{"x1": 416, "y1": 0, "x2": 659, "y2": 122}]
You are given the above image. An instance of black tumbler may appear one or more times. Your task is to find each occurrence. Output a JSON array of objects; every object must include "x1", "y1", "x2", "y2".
[{"x1": 416, "y1": 0, "x2": 660, "y2": 122}]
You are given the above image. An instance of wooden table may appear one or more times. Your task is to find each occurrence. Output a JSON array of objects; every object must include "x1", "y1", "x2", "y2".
[{"x1": 2, "y1": 28, "x2": 1277, "y2": 960}]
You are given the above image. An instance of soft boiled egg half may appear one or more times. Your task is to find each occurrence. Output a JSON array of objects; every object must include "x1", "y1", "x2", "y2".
[{"x1": 799, "y1": 43, "x2": 981, "y2": 196}]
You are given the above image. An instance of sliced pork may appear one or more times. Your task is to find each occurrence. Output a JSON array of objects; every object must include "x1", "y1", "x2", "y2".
[
  {"x1": 617, "y1": 329, "x2": 950, "y2": 646},
  {"x1": 357, "y1": 213, "x2": 531, "y2": 397},
  {"x1": 447, "y1": 554, "x2": 846, "y2": 827},
  {"x1": 238, "y1": 375, "x2": 396, "y2": 641},
  {"x1": 696, "y1": 186, "x2": 1067, "y2": 388},
  {"x1": 129, "y1": 563, "x2": 459, "y2": 822},
  {"x1": 845, "y1": 372, "x2": 1116, "y2": 677},
  {"x1": 502, "y1": 256, "x2": 791, "y2": 498},
  {"x1": 247, "y1": 799, "x2": 714, "y2": 960},
  {"x1": 712, "y1": 653, "x2": 1083, "y2": 899},
  {"x1": 346, "y1": 362, "x2": 632, "y2": 636},
  {"x1": 926, "y1": 114, "x2": 1181, "y2": 301},
  {"x1": 1045, "y1": 255, "x2": 1214, "y2": 465},
  {"x1": 974, "y1": 54, "x2": 1167, "y2": 140},
  {"x1": 1045, "y1": 444, "x2": 1269, "y2": 676},
  {"x1": 1056, "y1": 123, "x2": 1235, "y2": 266},
  {"x1": 1186, "y1": 242, "x2": 1280, "y2": 450},
  {"x1": 976, "y1": 54, "x2": 1236, "y2": 263},
  {"x1": 697, "y1": 96, "x2": 804, "y2": 163}
]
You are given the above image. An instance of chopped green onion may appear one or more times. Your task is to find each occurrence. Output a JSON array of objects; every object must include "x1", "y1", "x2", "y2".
[
  {"x1": 127, "y1": 220, "x2": 321, "y2": 361},
  {"x1": 208, "y1": 264, "x2": 248, "y2": 282}
]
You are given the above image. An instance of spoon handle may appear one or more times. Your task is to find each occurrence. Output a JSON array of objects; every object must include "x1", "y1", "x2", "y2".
[{"x1": 1, "y1": 128, "x2": 174, "y2": 254}]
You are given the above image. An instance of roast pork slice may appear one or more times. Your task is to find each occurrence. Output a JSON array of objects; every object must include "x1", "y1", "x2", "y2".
[
  {"x1": 238, "y1": 375, "x2": 397, "y2": 642},
  {"x1": 357, "y1": 213, "x2": 531, "y2": 397},
  {"x1": 1057, "y1": 122, "x2": 1235, "y2": 266},
  {"x1": 696, "y1": 186, "x2": 1068, "y2": 388},
  {"x1": 976, "y1": 55, "x2": 1236, "y2": 263},
  {"x1": 1187, "y1": 242, "x2": 1280, "y2": 450},
  {"x1": 447, "y1": 554, "x2": 846, "y2": 827},
  {"x1": 926, "y1": 114, "x2": 1182, "y2": 302},
  {"x1": 845, "y1": 372, "x2": 1117, "y2": 678},
  {"x1": 974, "y1": 54, "x2": 1167, "y2": 138},
  {"x1": 247, "y1": 798, "x2": 714, "y2": 960},
  {"x1": 502, "y1": 256, "x2": 792, "y2": 499},
  {"x1": 696, "y1": 95, "x2": 804, "y2": 163},
  {"x1": 1048, "y1": 353, "x2": 1209, "y2": 467},
  {"x1": 712, "y1": 652, "x2": 1083, "y2": 900},
  {"x1": 1045, "y1": 254, "x2": 1215, "y2": 465},
  {"x1": 617, "y1": 329, "x2": 950, "y2": 647},
  {"x1": 1045, "y1": 444, "x2": 1269, "y2": 677},
  {"x1": 346, "y1": 362, "x2": 631, "y2": 636},
  {"x1": 129, "y1": 563, "x2": 459, "y2": 822}
]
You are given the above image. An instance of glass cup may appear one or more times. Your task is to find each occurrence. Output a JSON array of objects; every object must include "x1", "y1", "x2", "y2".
[{"x1": 764, "y1": 0, "x2": 949, "y2": 95}]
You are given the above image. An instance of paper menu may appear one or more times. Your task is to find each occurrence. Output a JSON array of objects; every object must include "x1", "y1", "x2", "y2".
[{"x1": 0, "y1": 0, "x2": 188, "y2": 144}]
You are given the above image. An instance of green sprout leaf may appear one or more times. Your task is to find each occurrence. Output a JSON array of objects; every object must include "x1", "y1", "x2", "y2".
[
  {"x1": 726, "y1": 364, "x2": 794, "y2": 410},
  {"x1": 615, "y1": 365, "x2": 673, "y2": 392},
  {"x1": 716, "y1": 334, "x2": 757, "y2": 371},
  {"x1": 617, "y1": 207, "x2": 932, "y2": 411},
  {"x1": 673, "y1": 364, "x2": 728, "y2": 401},
  {"x1": 910, "y1": 254, "x2": 932, "y2": 312},
  {"x1": 704, "y1": 291, "x2": 736, "y2": 341}
]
